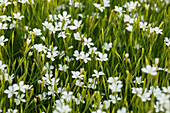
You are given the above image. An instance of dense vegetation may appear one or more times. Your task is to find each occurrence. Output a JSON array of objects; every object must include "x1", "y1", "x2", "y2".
[{"x1": 0, "y1": 0, "x2": 169, "y2": 113}]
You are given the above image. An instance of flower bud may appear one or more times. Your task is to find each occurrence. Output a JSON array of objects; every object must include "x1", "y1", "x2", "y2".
[
  {"x1": 125, "y1": 53, "x2": 129, "y2": 58},
  {"x1": 155, "y1": 58, "x2": 159, "y2": 65},
  {"x1": 80, "y1": 68, "x2": 84, "y2": 74},
  {"x1": 68, "y1": 46, "x2": 73, "y2": 50},
  {"x1": 26, "y1": 39, "x2": 31, "y2": 46},
  {"x1": 38, "y1": 80, "x2": 42, "y2": 84},
  {"x1": 3, "y1": 7, "x2": 6, "y2": 12},
  {"x1": 13, "y1": 1, "x2": 17, "y2": 7},
  {"x1": 42, "y1": 66, "x2": 47, "y2": 72},
  {"x1": 41, "y1": 54, "x2": 45, "y2": 61},
  {"x1": 145, "y1": 4, "x2": 150, "y2": 10},
  {"x1": 41, "y1": 36, "x2": 45, "y2": 41},
  {"x1": 34, "y1": 98, "x2": 37, "y2": 102},
  {"x1": 28, "y1": 51, "x2": 33, "y2": 56}
]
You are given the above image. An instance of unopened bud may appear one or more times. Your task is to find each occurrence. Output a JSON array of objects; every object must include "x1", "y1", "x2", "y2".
[
  {"x1": 145, "y1": 4, "x2": 150, "y2": 10},
  {"x1": 3, "y1": 7, "x2": 6, "y2": 12},
  {"x1": 13, "y1": 1, "x2": 17, "y2": 7},
  {"x1": 125, "y1": 53, "x2": 129, "y2": 58},
  {"x1": 80, "y1": 68, "x2": 84, "y2": 74},
  {"x1": 26, "y1": 39, "x2": 31, "y2": 46},
  {"x1": 68, "y1": 46, "x2": 73, "y2": 50},
  {"x1": 33, "y1": 59, "x2": 38, "y2": 66},
  {"x1": 41, "y1": 36, "x2": 45, "y2": 41},
  {"x1": 41, "y1": 54, "x2": 45, "y2": 61},
  {"x1": 8, "y1": 77, "x2": 13, "y2": 84},
  {"x1": 28, "y1": 51, "x2": 33, "y2": 56},
  {"x1": 34, "y1": 98, "x2": 37, "y2": 102},
  {"x1": 155, "y1": 58, "x2": 159, "y2": 65},
  {"x1": 42, "y1": 66, "x2": 47, "y2": 72}
]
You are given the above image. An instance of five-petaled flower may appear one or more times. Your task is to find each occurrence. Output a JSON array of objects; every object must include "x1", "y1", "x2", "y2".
[{"x1": 141, "y1": 65, "x2": 157, "y2": 76}]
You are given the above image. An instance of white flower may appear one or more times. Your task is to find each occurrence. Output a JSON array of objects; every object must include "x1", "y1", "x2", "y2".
[
  {"x1": 164, "y1": 101, "x2": 170, "y2": 113},
  {"x1": 58, "y1": 31, "x2": 70, "y2": 39},
  {"x1": 0, "y1": 0, "x2": 11, "y2": 6},
  {"x1": 46, "y1": 52, "x2": 58, "y2": 61},
  {"x1": 103, "y1": 42, "x2": 112, "y2": 51},
  {"x1": 109, "y1": 82, "x2": 123, "y2": 93},
  {"x1": 26, "y1": 38, "x2": 31, "y2": 46},
  {"x1": 124, "y1": 15, "x2": 134, "y2": 24},
  {"x1": 74, "y1": 32, "x2": 82, "y2": 41},
  {"x1": 92, "y1": 109, "x2": 106, "y2": 113},
  {"x1": 18, "y1": 0, "x2": 30, "y2": 4},
  {"x1": 58, "y1": 64, "x2": 69, "y2": 72},
  {"x1": 0, "y1": 15, "x2": 11, "y2": 22},
  {"x1": 32, "y1": 28, "x2": 42, "y2": 36},
  {"x1": 65, "y1": 56, "x2": 74, "y2": 62},
  {"x1": 138, "y1": 91, "x2": 151, "y2": 102},
  {"x1": 31, "y1": 44, "x2": 47, "y2": 53},
  {"x1": 4, "y1": 86, "x2": 18, "y2": 98},
  {"x1": 149, "y1": 86, "x2": 162, "y2": 97},
  {"x1": 162, "y1": 86, "x2": 170, "y2": 93},
  {"x1": 6, "y1": 109, "x2": 18, "y2": 113},
  {"x1": 58, "y1": 51, "x2": 65, "y2": 59},
  {"x1": 139, "y1": 22, "x2": 148, "y2": 31},
  {"x1": 103, "y1": 100, "x2": 110, "y2": 109},
  {"x1": 55, "y1": 22, "x2": 67, "y2": 31},
  {"x1": 0, "y1": 35, "x2": 8, "y2": 46},
  {"x1": 97, "y1": 53, "x2": 108, "y2": 61},
  {"x1": 13, "y1": 12, "x2": 24, "y2": 20},
  {"x1": 42, "y1": 21, "x2": 53, "y2": 29},
  {"x1": 145, "y1": 4, "x2": 150, "y2": 10},
  {"x1": 156, "y1": 93, "x2": 170, "y2": 104},
  {"x1": 48, "y1": 86, "x2": 56, "y2": 96},
  {"x1": 83, "y1": 38, "x2": 94, "y2": 48},
  {"x1": 9, "y1": 20, "x2": 16, "y2": 29},
  {"x1": 92, "y1": 70, "x2": 104, "y2": 78},
  {"x1": 61, "y1": 91, "x2": 73, "y2": 102},
  {"x1": 80, "y1": 51, "x2": 91, "y2": 63},
  {"x1": 154, "y1": 101, "x2": 164, "y2": 112},
  {"x1": 103, "y1": 0, "x2": 110, "y2": 7},
  {"x1": 123, "y1": 1, "x2": 141, "y2": 12},
  {"x1": 14, "y1": 94, "x2": 26, "y2": 105},
  {"x1": 107, "y1": 77, "x2": 120, "y2": 83},
  {"x1": 117, "y1": 107, "x2": 126, "y2": 113},
  {"x1": 38, "y1": 92, "x2": 48, "y2": 101},
  {"x1": 48, "y1": 46, "x2": 59, "y2": 55},
  {"x1": 109, "y1": 94, "x2": 121, "y2": 104},
  {"x1": 124, "y1": 53, "x2": 129, "y2": 58},
  {"x1": 133, "y1": 77, "x2": 144, "y2": 84},
  {"x1": 114, "y1": 6, "x2": 125, "y2": 15},
  {"x1": 126, "y1": 24, "x2": 133, "y2": 32},
  {"x1": 13, "y1": 81, "x2": 29, "y2": 93},
  {"x1": 134, "y1": 44, "x2": 142, "y2": 49},
  {"x1": 88, "y1": 47, "x2": 98, "y2": 55},
  {"x1": 75, "y1": 80, "x2": 84, "y2": 87},
  {"x1": 93, "y1": 3, "x2": 105, "y2": 12},
  {"x1": 131, "y1": 87, "x2": 143, "y2": 95},
  {"x1": 68, "y1": 20, "x2": 82, "y2": 30},
  {"x1": 4, "y1": 72, "x2": 15, "y2": 83},
  {"x1": 74, "y1": 93, "x2": 85, "y2": 105},
  {"x1": 0, "y1": 60, "x2": 7, "y2": 71},
  {"x1": 0, "y1": 22, "x2": 8, "y2": 29},
  {"x1": 73, "y1": 50, "x2": 81, "y2": 60},
  {"x1": 53, "y1": 104, "x2": 72, "y2": 113},
  {"x1": 153, "y1": 27, "x2": 163, "y2": 34},
  {"x1": 141, "y1": 65, "x2": 157, "y2": 76},
  {"x1": 71, "y1": 71, "x2": 84, "y2": 79},
  {"x1": 48, "y1": 14, "x2": 58, "y2": 22},
  {"x1": 164, "y1": 37, "x2": 170, "y2": 46},
  {"x1": 58, "y1": 11, "x2": 71, "y2": 21}
]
